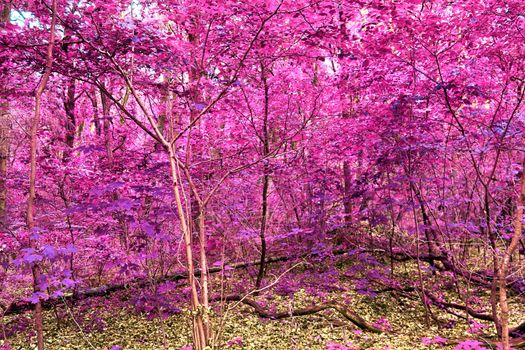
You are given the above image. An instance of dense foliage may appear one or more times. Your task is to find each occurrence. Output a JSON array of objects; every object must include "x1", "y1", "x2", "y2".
[{"x1": 1, "y1": 0, "x2": 525, "y2": 349}]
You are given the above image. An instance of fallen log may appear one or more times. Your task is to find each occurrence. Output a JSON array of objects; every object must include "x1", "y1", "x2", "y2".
[
  {"x1": 350, "y1": 237, "x2": 525, "y2": 295},
  {"x1": 2, "y1": 254, "x2": 301, "y2": 316},
  {"x1": 221, "y1": 295, "x2": 384, "y2": 333},
  {"x1": 371, "y1": 282, "x2": 495, "y2": 322},
  {"x1": 3, "y1": 247, "x2": 361, "y2": 316},
  {"x1": 422, "y1": 291, "x2": 494, "y2": 322}
]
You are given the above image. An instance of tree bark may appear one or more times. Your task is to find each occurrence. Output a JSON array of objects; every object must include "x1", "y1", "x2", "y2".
[
  {"x1": 168, "y1": 147, "x2": 207, "y2": 350},
  {"x1": 342, "y1": 161, "x2": 353, "y2": 224},
  {"x1": 0, "y1": 0, "x2": 11, "y2": 229},
  {"x1": 221, "y1": 295, "x2": 384, "y2": 333},
  {"x1": 498, "y1": 155, "x2": 525, "y2": 350},
  {"x1": 26, "y1": 1, "x2": 58, "y2": 349},
  {"x1": 255, "y1": 67, "x2": 271, "y2": 292},
  {"x1": 100, "y1": 85, "x2": 113, "y2": 163},
  {"x1": 0, "y1": 102, "x2": 8, "y2": 228}
]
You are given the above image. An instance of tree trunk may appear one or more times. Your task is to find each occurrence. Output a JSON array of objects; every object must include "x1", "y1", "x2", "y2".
[
  {"x1": 60, "y1": 34, "x2": 77, "y2": 281},
  {"x1": 26, "y1": 1, "x2": 57, "y2": 348},
  {"x1": 0, "y1": 0, "x2": 11, "y2": 229},
  {"x1": 498, "y1": 155, "x2": 525, "y2": 350},
  {"x1": 198, "y1": 209, "x2": 211, "y2": 339},
  {"x1": 62, "y1": 25, "x2": 76, "y2": 156},
  {"x1": 100, "y1": 85, "x2": 113, "y2": 163},
  {"x1": 255, "y1": 68, "x2": 271, "y2": 292},
  {"x1": 0, "y1": 93, "x2": 8, "y2": 229},
  {"x1": 63, "y1": 78, "x2": 76, "y2": 155},
  {"x1": 342, "y1": 161, "x2": 352, "y2": 224},
  {"x1": 168, "y1": 147, "x2": 207, "y2": 350}
]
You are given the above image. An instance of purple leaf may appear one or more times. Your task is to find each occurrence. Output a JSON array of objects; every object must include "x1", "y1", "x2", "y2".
[
  {"x1": 62, "y1": 278, "x2": 76, "y2": 288},
  {"x1": 142, "y1": 222, "x2": 155, "y2": 236},
  {"x1": 23, "y1": 253, "x2": 43, "y2": 264},
  {"x1": 51, "y1": 290, "x2": 64, "y2": 298},
  {"x1": 42, "y1": 245, "x2": 57, "y2": 259}
]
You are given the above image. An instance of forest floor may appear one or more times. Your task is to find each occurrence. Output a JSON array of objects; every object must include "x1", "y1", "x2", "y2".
[
  {"x1": 2, "y1": 286, "x2": 500, "y2": 350},
  {"x1": 3, "y1": 253, "x2": 520, "y2": 350}
]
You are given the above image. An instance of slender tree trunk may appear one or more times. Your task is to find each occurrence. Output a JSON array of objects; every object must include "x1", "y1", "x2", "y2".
[
  {"x1": 89, "y1": 88, "x2": 102, "y2": 136},
  {"x1": 498, "y1": 156, "x2": 525, "y2": 350},
  {"x1": 30, "y1": 266, "x2": 44, "y2": 349},
  {"x1": 408, "y1": 183, "x2": 431, "y2": 327},
  {"x1": 198, "y1": 209, "x2": 211, "y2": 339},
  {"x1": 256, "y1": 167, "x2": 270, "y2": 291},
  {"x1": 168, "y1": 147, "x2": 207, "y2": 350},
  {"x1": 0, "y1": 98, "x2": 8, "y2": 228},
  {"x1": 342, "y1": 161, "x2": 352, "y2": 224},
  {"x1": 483, "y1": 188, "x2": 503, "y2": 338},
  {"x1": 0, "y1": 0, "x2": 11, "y2": 228},
  {"x1": 255, "y1": 68, "x2": 270, "y2": 292},
  {"x1": 185, "y1": 28, "x2": 212, "y2": 341},
  {"x1": 26, "y1": 1, "x2": 57, "y2": 349},
  {"x1": 60, "y1": 35, "x2": 77, "y2": 281},
  {"x1": 0, "y1": 0, "x2": 8, "y2": 22},
  {"x1": 63, "y1": 78, "x2": 76, "y2": 156},
  {"x1": 414, "y1": 187, "x2": 436, "y2": 252},
  {"x1": 100, "y1": 86, "x2": 113, "y2": 164},
  {"x1": 61, "y1": 23, "x2": 77, "y2": 156}
]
